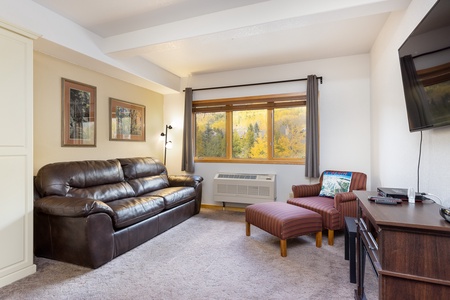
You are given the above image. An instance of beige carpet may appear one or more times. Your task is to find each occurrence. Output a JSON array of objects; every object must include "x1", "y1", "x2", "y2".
[{"x1": 0, "y1": 208, "x2": 377, "y2": 299}]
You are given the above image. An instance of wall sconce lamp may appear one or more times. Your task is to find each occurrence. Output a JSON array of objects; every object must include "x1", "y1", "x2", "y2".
[{"x1": 161, "y1": 125, "x2": 173, "y2": 164}]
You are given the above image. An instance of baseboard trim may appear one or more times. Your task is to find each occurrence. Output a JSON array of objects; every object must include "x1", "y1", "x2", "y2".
[
  {"x1": 0, "y1": 264, "x2": 36, "y2": 288},
  {"x1": 201, "y1": 204, "x2": 245, "y2": 212}
]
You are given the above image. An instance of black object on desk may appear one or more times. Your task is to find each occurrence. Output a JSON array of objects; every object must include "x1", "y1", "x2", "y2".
[{"x1": 344, "y1": 216, "x2": 357, "y2": 283}]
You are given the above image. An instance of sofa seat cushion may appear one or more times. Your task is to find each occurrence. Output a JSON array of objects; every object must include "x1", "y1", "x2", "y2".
[
  {"x1": 287, "y1": 196, "x2": 340, "y2": 230},
  {"x1": 107, "y1": 196, "x2": 165, "y2": 229},
  {"x1": 148, "y1": 187, "x2": 196, "y2": 210}
]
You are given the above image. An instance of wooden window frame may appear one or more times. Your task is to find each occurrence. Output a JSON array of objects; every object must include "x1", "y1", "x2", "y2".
[{"x1": 193, "y1": 93, "x2": 306, "y2": 165}]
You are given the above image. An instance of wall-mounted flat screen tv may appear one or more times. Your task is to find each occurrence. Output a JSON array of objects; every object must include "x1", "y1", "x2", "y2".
[{"x1": 398, "y1": 0, "x2": 450, "y2": 132}]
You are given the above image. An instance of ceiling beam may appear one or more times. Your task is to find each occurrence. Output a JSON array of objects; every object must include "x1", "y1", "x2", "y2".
[{"x1": 101, "y1": 0, "x2": 411, "y2": 56}]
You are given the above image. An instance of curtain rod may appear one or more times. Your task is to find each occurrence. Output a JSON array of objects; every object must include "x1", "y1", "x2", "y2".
[{"x1": 184, "y1": 76, "x2": 322, "y2": 92}]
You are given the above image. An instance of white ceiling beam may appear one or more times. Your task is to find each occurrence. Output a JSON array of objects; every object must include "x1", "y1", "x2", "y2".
[{"x1": 101, "y1": 0, "x2": 411, "y2": 56}]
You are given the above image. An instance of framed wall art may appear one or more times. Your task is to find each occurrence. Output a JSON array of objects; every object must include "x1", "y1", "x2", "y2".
[
  {"x1": 61, "y1": 78, "x2": 97, "y2": 147},
  {"x1": 109, "y1": 98, "x2": 146, "y2": 141}
]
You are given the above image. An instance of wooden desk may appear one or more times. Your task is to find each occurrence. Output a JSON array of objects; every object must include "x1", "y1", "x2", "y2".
[{"x1": 354, "y1": 191, "x2": 450, "y2": 300}]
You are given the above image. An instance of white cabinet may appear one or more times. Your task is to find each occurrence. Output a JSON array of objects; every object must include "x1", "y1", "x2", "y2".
[{"x1": 0, "y1": 21, "x2": 38, "y2": 288}]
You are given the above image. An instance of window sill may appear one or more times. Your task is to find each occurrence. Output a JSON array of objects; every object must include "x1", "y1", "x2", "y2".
[{"x1": 194, "y1": 158, "x2": 304, "y2": 165}]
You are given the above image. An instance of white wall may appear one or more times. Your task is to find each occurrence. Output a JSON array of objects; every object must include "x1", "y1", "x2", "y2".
[
  {"x1": 371, "y1": 0, "x2": 450, "y2": 206},
  {"x1": 165, "y1": 54, "x2": 371, "y2": 205}
]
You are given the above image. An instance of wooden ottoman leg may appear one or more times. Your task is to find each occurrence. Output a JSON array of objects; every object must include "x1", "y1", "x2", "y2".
[
  {"x1": 315, "y1": 231, "x2": 322, "y2": 248},
  {"x1": 246, "y1": 222, "x2": 251, "y2": 236},
  {"x1": 280, "y1": 239, "x2": 287, "y2": 257}
]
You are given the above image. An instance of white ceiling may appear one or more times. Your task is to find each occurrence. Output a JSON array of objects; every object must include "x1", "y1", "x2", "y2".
[{"x1": 28, "y1": 0, "x2": 412, "y2": 90}]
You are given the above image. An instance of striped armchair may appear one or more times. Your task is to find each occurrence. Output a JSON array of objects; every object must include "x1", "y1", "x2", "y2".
[{"x1": 287, "y1": 170, "x2": 367, "y2": 246}]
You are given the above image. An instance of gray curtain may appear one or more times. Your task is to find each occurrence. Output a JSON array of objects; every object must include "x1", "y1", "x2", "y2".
[
  {"x1": 182, "y1": 88, "x2": 195, "y2": 173},
  {"x1": 305, "y1": 75, "x2": 320, "y2": 178}
]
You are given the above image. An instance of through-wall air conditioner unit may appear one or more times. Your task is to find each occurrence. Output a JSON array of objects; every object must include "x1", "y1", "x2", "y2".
[{"x1": 213, "y1": 173, "x2": 276, "y2": 205}]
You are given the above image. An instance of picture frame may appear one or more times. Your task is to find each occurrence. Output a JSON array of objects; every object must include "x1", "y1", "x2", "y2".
[
  {"x1": 61, "y1": 78, "x2": 97, "y2": 147},
  {"x1": 109, "y1": 98, "x2": 146, "y2": 141}
]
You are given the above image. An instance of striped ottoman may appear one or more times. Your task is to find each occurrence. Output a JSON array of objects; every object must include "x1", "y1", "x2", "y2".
[{"x1": 245, "y1": 202, "x2": 322, "y2": 257}]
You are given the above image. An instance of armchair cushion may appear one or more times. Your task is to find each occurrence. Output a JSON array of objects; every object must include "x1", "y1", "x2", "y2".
[{"x1": 318, "y1": 171, "x2": 353, "y2": 198}]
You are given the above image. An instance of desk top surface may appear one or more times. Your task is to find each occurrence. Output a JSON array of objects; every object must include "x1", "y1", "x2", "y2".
[{"x1": 354, "y1": 190, "x2": 450, "y2": 233}]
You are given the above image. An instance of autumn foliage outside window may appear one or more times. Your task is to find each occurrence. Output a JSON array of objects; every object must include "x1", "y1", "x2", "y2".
[{"x1": 193, "y1": 93, "x2": 306, "y2": 164}]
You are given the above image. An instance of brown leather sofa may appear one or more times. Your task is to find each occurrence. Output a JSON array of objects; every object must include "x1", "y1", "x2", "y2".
[{"x1": 33, "y1": 157, "x2": 203, "y2": 268}]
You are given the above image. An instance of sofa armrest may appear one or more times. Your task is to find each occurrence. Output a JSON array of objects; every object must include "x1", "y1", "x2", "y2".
[
  {"x1": 168, "y1": 175, "x2": 204, "y2": 188},
  {"x1": 292, "y1": 183, "x2": 321, "y2": 198},
  {"x1": 168, "y1": 175, "x2": 203, "y2": 215},
  {"x1": 34, "y1": 196, "x2": 114, "y2": 218}
]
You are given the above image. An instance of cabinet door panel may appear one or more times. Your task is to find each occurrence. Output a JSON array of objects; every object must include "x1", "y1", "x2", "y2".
[{"x1": 0, "y1": 25, "x2": 36, "y2": 288}]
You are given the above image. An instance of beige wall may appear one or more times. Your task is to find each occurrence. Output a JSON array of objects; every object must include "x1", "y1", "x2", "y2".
[{"x1": 33, "y1": 52, "x2": 165, "y2": 174}]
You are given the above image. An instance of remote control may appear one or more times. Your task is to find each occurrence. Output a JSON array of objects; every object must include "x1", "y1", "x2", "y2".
[
  {"x1": 368, "y1": 196, "x2": 401, "y2": 202},
  {"x1": 374, "y1": 198, "x2": 400, "y2": 205}
]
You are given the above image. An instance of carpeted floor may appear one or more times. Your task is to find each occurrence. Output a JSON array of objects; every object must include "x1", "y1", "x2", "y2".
[{"x1": 0, "y1": 208, "x2": 377, "y2": 300}]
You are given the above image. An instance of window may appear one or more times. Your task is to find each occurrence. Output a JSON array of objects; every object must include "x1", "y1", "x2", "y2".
[{"x1": 194, "y1": 93, "x2": 306, "y2": 164}]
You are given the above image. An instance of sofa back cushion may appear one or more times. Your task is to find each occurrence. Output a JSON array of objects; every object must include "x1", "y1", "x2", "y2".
[
  {"x1": 118, "y1": 157, "x2": 170, "y2": 196},
  {"x1": 35, "y1": 159, "x2": 135, "y2": 202}
]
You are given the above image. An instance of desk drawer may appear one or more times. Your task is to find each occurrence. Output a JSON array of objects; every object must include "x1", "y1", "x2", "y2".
[{"x1": 359, "y1": 218, "x2": 381, "y2": 273}]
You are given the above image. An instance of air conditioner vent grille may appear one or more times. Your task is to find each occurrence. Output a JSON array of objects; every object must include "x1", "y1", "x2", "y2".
[
  {"x1": 213, "y1": 173, "x2": 276, "y2": 204},
  {"x1": 217, "y1": 174, "x2": 257, "y2": 180},
  {"x1": 259, "y1": 186, "x2": 270, "y2": 197},
  {"x1": 238, "y1": 185, "x2": 247, "y2": 195}
]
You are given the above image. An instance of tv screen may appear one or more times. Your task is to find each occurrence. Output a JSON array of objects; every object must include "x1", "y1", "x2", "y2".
[{"x1": 398, "y1": 0, "x2": 450, "y2": 132}]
